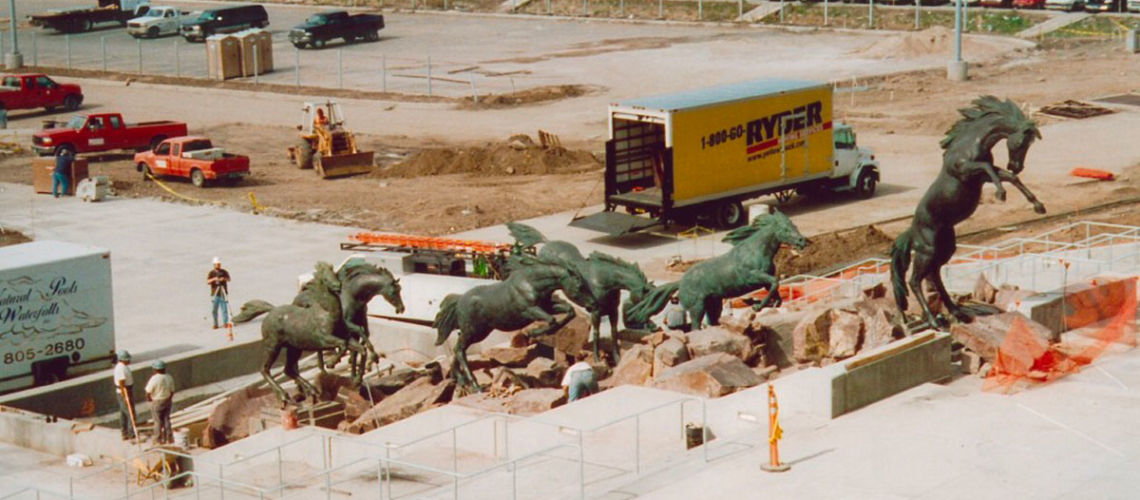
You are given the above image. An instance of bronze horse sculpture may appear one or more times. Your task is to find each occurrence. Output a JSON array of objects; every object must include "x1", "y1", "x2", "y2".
[
  {"x1": 627, "y1": 210, "x2": 808, "y2": 330},
  {"x1": 433, "y1": 254, "x2": 587, "y2": 392},
  {"x1": 507, "y1": 222, "x2": 655, "y2": 363},
  {"x1": 891, "y1": 96, "x2": 1046, "y2": 330},
  {"x1": 233, "y1": 260, "x2": 404, "y2": 404}
]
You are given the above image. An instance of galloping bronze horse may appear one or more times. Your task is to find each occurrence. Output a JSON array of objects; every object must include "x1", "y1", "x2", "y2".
[{"x1": 892, "y1": 96, "x2": 1046, "y2": 330}]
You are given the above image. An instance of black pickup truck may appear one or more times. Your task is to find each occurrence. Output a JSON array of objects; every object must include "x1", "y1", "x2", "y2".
[{"x1": 288, "y1": 11, "x2": 384, "y2": 49}]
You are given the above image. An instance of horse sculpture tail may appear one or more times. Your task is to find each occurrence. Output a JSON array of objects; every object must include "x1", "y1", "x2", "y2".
[
  {"x1": 232, "y1": 299, "x2": 275, "y2": 324},
  {"x1": 890, "y1": 229, "x2": 913, "y2": 314},
  {"x1": 434, "y1": 294, "x2": 461, "y2": 346},
  {"x1": 625, "y1": 281, "x2": 680, "y2": 326}
]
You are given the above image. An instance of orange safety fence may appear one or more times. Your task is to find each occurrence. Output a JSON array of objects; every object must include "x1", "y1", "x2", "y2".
[
  {"x1": 350, "y1": 232, "x2": 512, "y2": 254},
  {"x1": 984, "y1": 277, "x2": 1138, "y2": 394}
]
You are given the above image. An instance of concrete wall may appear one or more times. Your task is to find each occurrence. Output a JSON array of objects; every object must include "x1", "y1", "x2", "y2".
[
  {"x1": 0, "y1": 339, "x2": 267, "y2": 419},
  {"x1": 829, "y1": 331, "x2": 952, "y2": 418},
  {"x1": 0, "y1": 406, "x2": 134, "y2": 459}
]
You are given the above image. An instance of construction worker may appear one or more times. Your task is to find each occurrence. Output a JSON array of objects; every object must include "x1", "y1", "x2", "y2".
[
  {"x1": 52, "y1": 149, "x2": 74, "y2": 198},
  {"x1": 145, "y1": 360, "x2": 175, "y2": 445},
  {"x1": 314, "y1": 107, "x2": 329, "y2": 128},
  {"x1": 113, "y1": 350, "x2": 136, "y2": 441},
  {"x1": 207, "y1": 257, "x2": 231, "y2": 329},
  {"x1": 664, "y1": 296, "x2": 690, "y2": 332},
  {"x1": 560, "y1": 352, "x2": 598, "y2": 402}
]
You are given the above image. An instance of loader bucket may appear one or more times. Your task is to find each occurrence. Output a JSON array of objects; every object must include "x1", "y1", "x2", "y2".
[{"x1": 315, "y1": 151, "x2": 375, "y2": 179}]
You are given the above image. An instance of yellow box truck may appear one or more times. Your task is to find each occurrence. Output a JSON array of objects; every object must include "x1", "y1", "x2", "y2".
[{"x1": 571, "y1": 79, "x2": 879, "y2": 235}]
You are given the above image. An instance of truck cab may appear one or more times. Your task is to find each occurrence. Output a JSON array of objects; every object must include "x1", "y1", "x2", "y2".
[
  {"x1": 830, "y1": 123, "x2": 879, "y2": 199},
  {"x1": 127, "y1": 6, "x2": 187, "y2": 38}
]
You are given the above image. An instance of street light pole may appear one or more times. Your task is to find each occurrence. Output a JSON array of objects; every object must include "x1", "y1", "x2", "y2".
[
  {"x1": 5, "y1": 0, "x2": 22, "y2": 69},
  {"x1": 947, "y1": 0, "x2": 966, "y2": 81}
]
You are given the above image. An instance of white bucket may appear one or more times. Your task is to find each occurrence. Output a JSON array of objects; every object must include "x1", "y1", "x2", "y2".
[{"x1": 174, "y1": 428, "x2": 190, "y2": 449}]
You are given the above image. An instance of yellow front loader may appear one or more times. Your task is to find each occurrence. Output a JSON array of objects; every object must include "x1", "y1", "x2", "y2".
[{"x1": 288, "y1": 101, "x2": 374, "y2": 179}]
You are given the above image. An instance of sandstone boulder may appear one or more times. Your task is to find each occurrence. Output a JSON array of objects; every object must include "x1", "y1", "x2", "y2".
[
  {"x1": 793, "y1": 307, "x2": 831, "y2": 363},
  {"x1": 828, "y1": 309, "x2": 864, "y2": 359},
  {"x1": 687, "y1": 326, "x2": 751, "y2": 360},
  {"x1": 653, "y1": 337, "x2": 690, "y2": 375},
  {"x1": 524, "y1": 357, "x2": 562, "y2": 387},
  {"x1": 949, "y1": 312, "x2": 1052, "y2": 363},
  {"x1": 484, "y1": 344, "x2": 538, "y2": 367},
  {"x1": 652, "y1": 354, "x2": 764, "y2": 398},
  {"x1": 606, "y1": 344, "x2": 654, "y2": 387},
  {"x1": 345, "y1": 378, "x2": 455, "y2": 434},
  {"x1": 508, "y1": 388, "x2": 568, "y2": 415},
  {"x1": 972, "y1": 274, "x2": 998, "y2": 304}
]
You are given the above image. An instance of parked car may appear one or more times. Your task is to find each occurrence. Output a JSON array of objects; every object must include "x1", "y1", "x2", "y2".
[
  {"x1": 1084, "y1": 0, "x2": 1122, "y2": 11},
  {"x1": 1045, "y1": 0, "x2": 1085, "y2": 10},
  {"x1": 134, "y1": 136, "x2": 249, "y2": 187},
  {"x1": 180, "y1": 4, "x2": 268, "y2": 42},
  {"x1": 0, "y1": 74, "x2": 83, "y2": 113},
  {"x1": 978, "y1": 0, "x2": 1013, "y2": 7},
  {"x1": 126, "y1": 6, "x2": 190, "y2": 38},
  {"x1": 32, "y1": 113, "x2": 188, "y2": 157},
  {"x1": 1012, "y1": 0, "x2": 1047, "y2": 8},
  {"x1": 288, "y1": 11, "x2": 384, "y2": 49},
  {"x1": 1129, "y1": 0, "x2": 1140, "y2": 10}
]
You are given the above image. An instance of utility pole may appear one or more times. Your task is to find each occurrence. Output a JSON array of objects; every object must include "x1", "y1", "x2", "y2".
[
  {"x1": 947, "y1": 0, "x2": 966, "y2": 81},
  {"x1": 5, "y1": 0, "x2": 22, "y2": 68}
]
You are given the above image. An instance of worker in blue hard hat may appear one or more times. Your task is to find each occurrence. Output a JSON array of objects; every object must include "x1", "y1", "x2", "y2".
[
  {"x1": 113, "y1": 350, "x2": 135, "y2": 441},
  {"x1": 145, "y1": 359, "x2": 176, "y2": 445}
]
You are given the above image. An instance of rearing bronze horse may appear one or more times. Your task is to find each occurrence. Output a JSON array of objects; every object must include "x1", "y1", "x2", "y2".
[{"x1": 891, "y1": 96, "x2": 1046, "y2": 330}]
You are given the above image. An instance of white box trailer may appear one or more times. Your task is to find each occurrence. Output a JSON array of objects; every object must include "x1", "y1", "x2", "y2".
[{"x1": 0, "y1": 241, "x2": 115, "y2": 393}]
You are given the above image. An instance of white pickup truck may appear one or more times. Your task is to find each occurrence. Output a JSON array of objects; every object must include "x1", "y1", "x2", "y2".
[{"x1": 126, "y1": 5, "x2": 190, "y2": 38}]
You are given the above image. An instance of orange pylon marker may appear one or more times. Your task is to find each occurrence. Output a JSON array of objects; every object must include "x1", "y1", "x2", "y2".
[
  {"x1": 761, "y1": 384, "x2": 790, "y2": 472},
  {"x1": 226, "y1": 323, "x2": 234, "y2": 342}
]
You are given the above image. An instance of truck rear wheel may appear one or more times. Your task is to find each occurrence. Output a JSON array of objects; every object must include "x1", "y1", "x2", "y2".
[
  {"x1": 190, "y1": 169, "x2": 206, "y2": 188},
  {"x1": 366, "y1": 31, "x2": 380, "y2": 42},
  {"x1": 63, "y1": 95, "x2": 81, "y2": 112},
  {"x1": 715, "y1": 201, "x2": 745, "y2": 229},
  {"x1": 854, "y1": 171, "x2": 877, "y2": 199}
]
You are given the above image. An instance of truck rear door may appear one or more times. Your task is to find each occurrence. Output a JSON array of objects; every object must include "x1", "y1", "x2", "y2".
[
  {"x1": 32, "y1": 76, "x2": 61, "y2": 108},
  {"x1": 20, "y1": 76, "x2": 39, "y2": 108},
  {"x1": 103, "y1": 115, "x2": 128, "y2": 150}
]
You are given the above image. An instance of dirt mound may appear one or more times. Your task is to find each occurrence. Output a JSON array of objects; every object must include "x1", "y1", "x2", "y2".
[
  {"x1": 777, "y1": 225, "x2": 893, "y2": 277},
  {"x1": 668, "y1": 225, "x2": 893, "y2": 277},
  {"x1": 460, "y1": 84, "x2": 598, "y2": 109},
  {"x1": 376, "y1": 135, "x2": 601, "y2": 178},
  {"x1": 0, "y1": 229, "x2": 31, "y2": 248},
  {"x1": 853, "y1": 27, "x2": 998, "y2": 60}
]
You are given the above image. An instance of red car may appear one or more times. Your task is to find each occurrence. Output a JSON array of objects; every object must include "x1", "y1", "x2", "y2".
[
  {"x1": 33, "y1": 112, "x2": 188, "y2": 157},
  {"x1": 134, "y1": 136, "x2": 250, "y2": 187},
  {"x1": 0, "y1": 74, "x2": 83, "y2": 113}
]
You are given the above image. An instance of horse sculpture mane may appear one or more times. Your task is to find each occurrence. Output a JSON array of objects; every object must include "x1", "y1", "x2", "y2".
[
  {"x1": 339, "y1": 258, "x2": 394, "y2": 283},
  {"x1": 587, "y1": 252, "x2": 644, "y2": 279},
  {"x1": 722, "y1": 211, "x2": 784, "y2": 247},
  {"x1": 940, "y1": 96, "x2": 1040, "y2": 150},
  {"x1": 306, "y1": 262, "x2": 340, "y2": 294}
]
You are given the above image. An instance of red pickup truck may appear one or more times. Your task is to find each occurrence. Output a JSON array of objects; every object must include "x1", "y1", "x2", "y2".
[
  {"x1": 33, "y1": 112, "x2": 188, "y2": 157},
  {"x1": 0, "y1": 74, "x2": 83, "y2": 113},
  {"x1": 134, "y1": 136, "x2": 250, "y2": 187}
]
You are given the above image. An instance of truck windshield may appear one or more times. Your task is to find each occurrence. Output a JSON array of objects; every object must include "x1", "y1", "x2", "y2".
[
  {"x1": 182, "y1": 140, "x2": 213, "y2": 152},
  {"x1": 141, "y1": 8, "x2": 163, "y2": 17},
  {"x1": 306, "y1": 14, "x2": 327, "y2": 24},
  {"x1": 65, "y1": 116, "x2": 88, "y2": 130}
]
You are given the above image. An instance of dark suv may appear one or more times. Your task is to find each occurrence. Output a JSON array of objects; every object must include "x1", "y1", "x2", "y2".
[{"x1": 181, "y1": 4, "x2": 269, "y2": 42}]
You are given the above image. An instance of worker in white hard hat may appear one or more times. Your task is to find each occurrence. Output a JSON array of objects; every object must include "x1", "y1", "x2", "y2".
[
  {"x1": 207, "y1": 257, "x2": 231, "y2": 329},
  {"x1": 113, "y1": 350, "x2": 135, "y2": 441},
  {"x1": 145, "y1": 360, "x2": 176, "y2": 445}
]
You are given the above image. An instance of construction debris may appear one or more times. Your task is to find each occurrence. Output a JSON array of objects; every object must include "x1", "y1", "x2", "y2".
[{"x1": 1038, "y1": 100, "x2": 1114, "y2": 119}]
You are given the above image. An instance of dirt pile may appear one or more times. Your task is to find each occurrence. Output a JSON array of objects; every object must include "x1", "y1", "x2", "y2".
[
  {"x1": 376, "y1": 134, "x2": 601, "y2": 178},
  {"x1": 0, "y1": 229, "x2": 31, "y2": 248},
  {"x1": 853, "y1": 27, "x2": 999, "y2": 60},
  {"x1": 668, "y1": 224, "x2": 893, "y2": 277},
  {"x1": 461, "y1": 84, "x2": 597, "y2": 109}
]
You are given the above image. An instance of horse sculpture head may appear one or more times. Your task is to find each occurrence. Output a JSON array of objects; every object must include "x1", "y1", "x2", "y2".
[
  {"x1": 309, "y1": 262, "x2": 341, "y2": 295},
  {"x1": 941, "y1": 96, "x2": 1041, "y2": 175},
  {"x1": 723, "y1": 208, "x2": 809, "y2": 250},
  {"x1": 588, "y1": 252, "x2": 653, "y2": 304},
  {"x1": 340, "y1": 258, "x2": 405, "y2": 315}
]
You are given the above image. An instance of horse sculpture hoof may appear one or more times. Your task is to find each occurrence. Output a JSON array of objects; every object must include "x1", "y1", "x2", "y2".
[
  {"x1": 1034, "y1": 203, "x2": 1046, "y2": 215},
  {"x1": 995, "y1": 189, "x2": 1007, "y2": 202}
]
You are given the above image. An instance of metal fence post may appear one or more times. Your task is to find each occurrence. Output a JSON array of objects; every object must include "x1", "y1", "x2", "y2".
[
  {"x1": 469, "y1": 74, "x2": 478, "y2": 104},
  {"x1": 253, "y1": 45, "x2": 259, "y2": 84},
  {"x1": 635, "y1": 414, "x2": 641, "y2": 475},
  {"x1": 175, "y1": 39, "x2": 181, "y2": 77},
  {"x1": 915, "y1": 0, "x2": 920, "y2": 29},
  {"x1": 738, "y1": 0, "x2": 743, "y2": 19},
  {"x1": 620, "y1": 0, "x2": 624, "y2": 16},
  {"x1": 427, "y1": 56, "x2": 432, "y2": 97},
  {"x1": 824, "y1": 0, "x2": 829, "y2": 25},
  {"x1": 780, "y1": 0, "x2": 785, "y2": 22},
  {"x1": 381, "y1": 54, "x2": 386, "y2": 92},
  {"x1": 452, "y1": 429, "x2": 459, "y2": 498},
  {"x1": 658, "y1": 0, "x2": 664, "y2": 18},
  {"x1": 32, "y1": 31, "x2": 37, "y2": 67},
  {"x1": 583, "y1": 0, "x2": 588, "y2": 16},
  {"x1": 66, "y1": 35, "x2": 71, "y2": 70},
  {"x1": 101, "y1": 36, "x2": 107, "y2": 72},
  {"x1": 137, "y1": 37, "x2": 143, "y2": 74},
  {"x1": 869, "y1": 0, "x2": 875, "y2": 28},
  {"x1": 294, "y1": 46, "x2": 300, "y2": 86},
  {"x1": 547, "y1": 0, "x2": 552, "y2": 14},
  {"x1": 337, "y1": 48, "x2": 343, "y2": 89},
  {"x1": 698, "y1": 0, "x2": 703, "y2": 20},
  {"x1": 578, "y1": 431, "x2": 585, "y2": 500}
]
